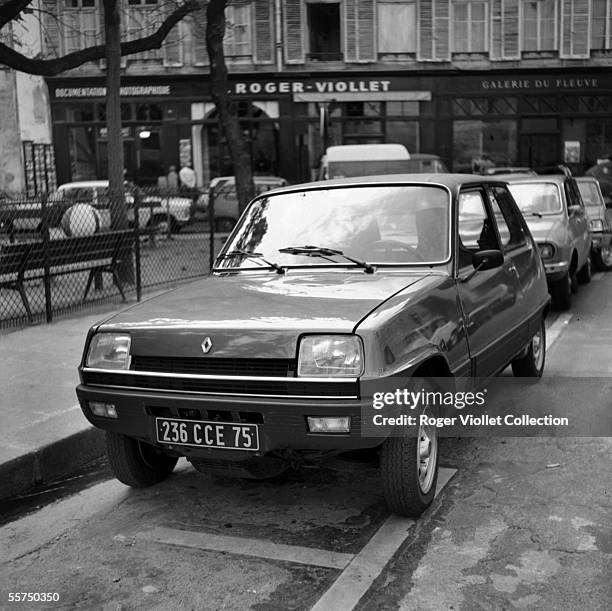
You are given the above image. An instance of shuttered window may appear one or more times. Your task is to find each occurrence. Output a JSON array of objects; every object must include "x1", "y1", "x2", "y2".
[
  {"x1": 126, "y1": 2, "x2": 162, "y2": 60},
  {"x1": 61, "y1": 0, "x2": 100, "y2": 56},
  {"x1": 418, "y1": 0, "x2": 450, "y2": 61},
  {"x1": 591, "y1": 0, "x2": 612, "y2": 49},
  {"x1": 41, "y1": 0, "x2": 61, "y2": 58},
  {"x1": 560, "y1": 0, "x2": 591, "y2": 58},
  {"x1": 224, "y1": 3, "x2": 252, "y2": 57},
  {"x1": 523, "y1": 0, "x2": 557, "y2": 51},
  {"x1": 490, "y1": 0, "x2": 519, "y2": 59},
  {"x1": 378, "y1": 0, "x2": 416, "y2": 54},
  {"x1": 453, "y1": 1, "x2": 488, "y2": 53},
  {"x1": 163, "y1": 22, "x2": 183, "y2": 66},
  {"x1": 345, "y1": 0, "x2": 376, "y2": 62},
  {"x1": 192, "y1": 7, "x2": 209, "y2": 65},
  {"x1": 254, "y1": 0, "x2": 275, "y2": 63},
  {"x1": 283, "y1": 0, "x2": 305, "y2": 63}
]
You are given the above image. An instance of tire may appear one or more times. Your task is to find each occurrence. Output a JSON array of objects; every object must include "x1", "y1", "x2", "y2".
[
  {"x1": 576, "y1": 256, "x2": 592, "y2": 284},
  {"x1": 106, "y1": 431, "x2": 178, "y2": 487},
  {"x1": 511, "y1": 318, "x2": 546, "y2": 378},
  {"x1": 550, "y1": 272, "x2": 571, "y2": 310},
  {"x1": 215, "y1": 218, "x2": 236, "y2": 233},
  {"x1": 593, "y1": 246, "x2": 612, "y2": 271},
  {"x1": 380, "y1": 406, "x2": 439, "y2": 517}
]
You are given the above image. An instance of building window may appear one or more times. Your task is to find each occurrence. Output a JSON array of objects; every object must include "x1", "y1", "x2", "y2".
[
  {"x1": 307, "y1": 3, "x2": 342, "y2": 61},
  {"x1": 592, "y1": 0, "x2": 612, "y2": 49},
  {"x1": 378, "y1": 0, "x2": 416, "y2": 54},
  {"x1": 126, "y1": 0, "x2": 161, "y2": 60},
  {"x1": 224, "y1": 3, "x2": 252, "y2": 57},
  {"x1": 453, "y1": 1, "x2": 488, "y2": 53},
  {"x1": 62, "y1": 0, "x2": 99, "y2": 55},
  {"x1": 523, "y1": 0, "x2": 557, "y2": 52},
  {"x1": 560, "y1": 0, "x2": 591, "y2": 57}
]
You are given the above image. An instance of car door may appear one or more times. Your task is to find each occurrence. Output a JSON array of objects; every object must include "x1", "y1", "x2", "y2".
[
  {"x1": 455, "y1": 187, "x2": 523, "y2": 379},
  {"x1": 564, "y1": 178, "x2": 590, "y2": 268}
]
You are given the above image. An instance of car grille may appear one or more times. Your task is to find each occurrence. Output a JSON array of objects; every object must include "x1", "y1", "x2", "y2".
[
  {"x1": 130, "y1": 356, "x2": 294, "y2": 377},
  {"x1": 83, "y1": 370, "x2": 358, "y2": 398}
]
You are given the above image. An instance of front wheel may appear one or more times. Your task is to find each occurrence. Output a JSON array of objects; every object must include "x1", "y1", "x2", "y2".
[
  {"x1": 550, "y1": 272, "x2": 572, "y2": 310},
  {"x1": 380, "y1": 419, "x2": 439, "y2": 517},
  {"x1": 577, "y1": 256, "x2": 592, "y2": 284},
  {"x1": 511, "y1": 318, "x2": 546, "y2": 378},
  {"x1": 593, "y1": 246, "x2": 612, "y2": 271},
  {"x1": 106, "y1": 431, "x2": 178, "y2": 487}
]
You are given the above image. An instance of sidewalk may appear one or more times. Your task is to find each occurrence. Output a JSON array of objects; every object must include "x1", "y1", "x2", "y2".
[{"x1": 0, "y1": 303, "x2": 130, "y2": 500}]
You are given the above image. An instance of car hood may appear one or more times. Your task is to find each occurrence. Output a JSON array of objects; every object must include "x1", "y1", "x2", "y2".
[
  {"x1": 522, "y1": 214, "x2": 565, "y2": 243},
  {"x1": 97, "y1": 271, "x2": 435, "y2": 358}
]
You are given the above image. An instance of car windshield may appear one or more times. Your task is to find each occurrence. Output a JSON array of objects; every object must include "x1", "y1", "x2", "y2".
[
  {"x1": 577, "y1": 182, "x2": 602, "y2": 208},
  {"x1": 216, "y1": 185, "x2": 451, "y2": 269},
  {"x1": 508, "y1": 183, "x2": 563, "y2": 214}
]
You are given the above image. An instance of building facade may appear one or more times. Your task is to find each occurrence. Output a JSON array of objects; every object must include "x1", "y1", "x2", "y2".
[{"x1": 40, "y1": 0, "x2": 612, "y2": 187}]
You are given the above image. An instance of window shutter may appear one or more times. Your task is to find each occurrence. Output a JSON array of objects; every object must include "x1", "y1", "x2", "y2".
[
  {"x1": 192, "y1": 8, "x2": 209, "y2": 65},
  {"x1": 283, "y1": 0, "x2": 304, "y2": 63},
  {"x1": 561, "y1": 0, "x2": 591, "y2": 58},
  {"x1": 254, "y1": 0, "x2": 274, "y2": 64},
  {"x1": 42, "y1": 0, "x2": 60, "y2": 58},
  {"x1": 418, "y1": 0, "x2": 450, "y2": 61},
  {"x1": 490, "y1": 0, "x2": 519, "y2": 60},
  {"x1": 345, "y1": 0, "x2": 376, "y2": 62}
]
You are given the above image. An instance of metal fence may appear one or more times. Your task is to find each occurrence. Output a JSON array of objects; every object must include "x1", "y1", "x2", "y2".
[{"x1": 0, "y1": 187, "x2": 227, "y2": 329}]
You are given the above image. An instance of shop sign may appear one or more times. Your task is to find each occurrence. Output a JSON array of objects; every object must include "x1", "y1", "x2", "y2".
[
  {"x1": 54, "y1": 85, "x2": 171, "y2": 98},
  {"x1": 480, "y1": 77, "x2": 600, "y2": 91},
  {"x1": 233, "y1": 79, "x2": 393, "y2": 95}
]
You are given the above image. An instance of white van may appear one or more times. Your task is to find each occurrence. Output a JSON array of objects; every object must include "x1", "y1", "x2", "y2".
[{"x1": 317, "y1": 144, "x2": 411, "y2": 180}]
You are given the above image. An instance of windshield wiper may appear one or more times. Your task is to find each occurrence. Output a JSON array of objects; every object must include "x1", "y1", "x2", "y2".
[
  {"x1": 278, "y1": 245, "x2": 375, "y2": 274},
  {"x1": 218, "y1": 250, "x2": 285, "y2": 274}
]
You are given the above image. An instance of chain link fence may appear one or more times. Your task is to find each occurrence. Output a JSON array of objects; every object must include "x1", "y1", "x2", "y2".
[{"x1": 0, "y1": 186, "x2": 227, "y2": 329}]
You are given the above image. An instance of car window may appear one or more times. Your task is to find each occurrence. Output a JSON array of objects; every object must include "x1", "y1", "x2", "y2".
[
  {"x1": 457, "y1": 190, "x2": 500, "y2": 268},
  {"x1": 577, "y1": 181, "x2": 603, "y2": 208},
  {"x1": 488, "y1": 186, "x2": 527, "y2": 250},
  {"x1": 507, "y1": 183, "x2": 563, "y2": 214}
]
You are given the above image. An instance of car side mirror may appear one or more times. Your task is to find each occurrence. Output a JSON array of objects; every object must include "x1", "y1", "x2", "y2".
[
  {"x1": 472, "y1": 249, "x2": 504, "y2": 271},
  {"x1": 568, "y1": 204, "x2": 583, "y2": 216}
]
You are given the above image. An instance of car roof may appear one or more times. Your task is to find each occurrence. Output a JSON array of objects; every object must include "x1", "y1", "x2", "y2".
[
  {"x1": 500, "y1": 174, "x2": 569, "y2": 185},
  {"x1": 58, "y1": 181, "x2": 110, "y2": 189},
  {"x1": 325, "y1": 144, "x2": 410, "y2": 161}
]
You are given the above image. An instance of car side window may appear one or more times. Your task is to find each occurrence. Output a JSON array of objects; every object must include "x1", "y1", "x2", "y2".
[
  {"x1": 457, "y1": 190, "x2": 499, "y2": 267},
  {"x1": 564, "y1": 179, "x2": 584, "y2": 210},
  {"x1": 488, "y1": 186, "x2": 527, "y2": 251}
]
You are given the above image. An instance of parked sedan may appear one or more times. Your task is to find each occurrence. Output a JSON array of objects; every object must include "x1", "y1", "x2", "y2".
[
  {"x1": 76, "y1": 174, "x2": 549, "y2": 518},
  {"x1": 506, "y1": 175, "x2": 591, "y2": 310},
  {"x1": 576, "y1": 176, "x2": 612, "y2": 271}
]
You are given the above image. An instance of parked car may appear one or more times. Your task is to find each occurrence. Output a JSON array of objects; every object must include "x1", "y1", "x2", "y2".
[
  {"x1": 403, "y1": 153, "x2": 449, "y2": 173},
  {"x1": 505, "y1": 175, "x2": 591, "y2": 309},
  {"x1": 49, "y1": 181, "x2": 193, "y2": 234},
  {"x1": 76, "y1": 174, "x2": 549, "y2": 518},
  {"x1": 203, "y1": 175, "x2": 288, "y2": 232},
  {"x1": 576, "y1": 176, "x2": 612, "y2": 271}
]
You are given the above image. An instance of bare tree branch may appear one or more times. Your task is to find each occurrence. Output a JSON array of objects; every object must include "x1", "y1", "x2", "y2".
[
  {"x1": 0, "y1": 0, "x2": 34, "y2": 29},
  {"x1": 0, "y1": 0, "x2": 200, "y2": 76}
]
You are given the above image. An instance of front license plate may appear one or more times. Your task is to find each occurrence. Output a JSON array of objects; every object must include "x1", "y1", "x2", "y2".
[{"x1": 156, "y1": 417, "x2": 259, "y2": 451}]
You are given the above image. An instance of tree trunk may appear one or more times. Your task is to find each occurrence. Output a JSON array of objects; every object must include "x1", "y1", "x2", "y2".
[
  {"x1": 206, "y1": 0, "x2": 254, "y2": 213},
  {"x1": 103, "y1": 0, "x2": 133, "y2": 283}
]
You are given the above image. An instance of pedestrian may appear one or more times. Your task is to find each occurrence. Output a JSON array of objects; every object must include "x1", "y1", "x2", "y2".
[
  {"x1": 167, "y1": 165, "x2": 179, "y2": 192},
  {"x1": 179, "y1": 163, "x2": 196, "y2": 190}
]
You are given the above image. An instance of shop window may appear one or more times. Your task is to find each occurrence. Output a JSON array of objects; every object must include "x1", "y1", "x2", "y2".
[
  {"x1": 387, "y1": 102, "x2": 419, "y2": 117},
  {"x1": 452, "y1": 120, "x2": 517, "y2": 173},
  {"x1": 224, "y1": 3, "x2": 252, "y2": 57},
  {"x1": 69, "y1": 126, "x2": 97, "y2": 181},
  {"x1": 452, "y1": 1, "x2": 488, "y2": 53},
  {"x1": 591, "y1": 0, "x2": 612, "y2": 49},
  {"x1": 386, "y1": 121, "x2": 419, "y2": 153},
  {"x1": 586, "y1": 119, "x2": 612, "y2": 161},
  {"x1": 378, "y1": 0, "x2": 416, "y2": 54},
  {"x1": 523, "y1": 0, "x2": 557, "y2": 52},
  {"x1": 307, "y1": 3, "x2": 342, "y2": 61},
  {"x1": 66, "y1": 105, "x2": 95, "y2": 122},
  {"x1": 136, "y1": 103, "x2": 163, "y2": 121}
]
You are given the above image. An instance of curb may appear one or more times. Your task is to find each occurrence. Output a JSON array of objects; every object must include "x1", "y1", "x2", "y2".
[{"x1": 0, "y1": 427, "x2": 106, "y2": 501}]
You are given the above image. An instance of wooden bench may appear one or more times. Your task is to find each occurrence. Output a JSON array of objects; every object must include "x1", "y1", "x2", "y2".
[{"x1": 0, "y1": 230, "x2": 135, "y2": 321}]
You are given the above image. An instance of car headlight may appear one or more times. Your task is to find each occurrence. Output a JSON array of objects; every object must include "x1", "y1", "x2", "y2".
[
  {"x1": 590, "y1": 219, "x2": 604, "y2": 232},
  {"x1": 298, "y1": 335, "x2": 364, "y2": 377},
  {"x1": 537, "y1": 243, "x2": 555, "y2": 259},
  {"x1": 86, "y1": 333, "x2": 131, "y2": 370}
]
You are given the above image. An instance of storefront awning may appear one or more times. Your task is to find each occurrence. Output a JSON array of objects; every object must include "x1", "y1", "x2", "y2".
[{"x1": 293, "y1": 91, "x2": 431, "y2": 103}]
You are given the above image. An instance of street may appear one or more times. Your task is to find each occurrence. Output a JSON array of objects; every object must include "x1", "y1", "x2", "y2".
[{"x1": 1, "y1": 273, "x2": 611, "y2": 611}]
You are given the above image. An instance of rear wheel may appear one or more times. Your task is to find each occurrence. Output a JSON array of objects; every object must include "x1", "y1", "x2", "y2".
[
  {"x1": 577, "y1": 256, "x2": 592, "y2": 284},
  {"x1": 511, "y1": 318, "x2": 546, "y2": 378},
  {"x1": 381, "y1": 404, "x2": 439, "y2": 517},
  {"x1": 106, "y1": 431, "x2": 178, "y2": 487},
  {"x1": 551, "y1": 272, "x2": 571, "y2": 310}
]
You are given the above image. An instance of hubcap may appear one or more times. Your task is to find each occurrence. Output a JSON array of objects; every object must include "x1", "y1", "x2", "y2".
[
  {"x1": 532, "y1": 328, "x2": 544, "y2": 371},
  {"x1": 417, "y1": 422, "x2": 437, "y2": 493}
]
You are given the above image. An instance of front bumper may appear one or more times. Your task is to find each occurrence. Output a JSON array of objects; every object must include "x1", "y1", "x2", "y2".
[
  {"x1": 542, "y1": 260, "x2": 570, "y2": 283},
  {"x1": 76, "y1": 384, "x2": 380, "y2": 458}
]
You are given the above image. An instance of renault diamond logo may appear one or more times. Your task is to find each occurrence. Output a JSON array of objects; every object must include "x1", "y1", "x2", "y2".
[{"x1": 201, "y1": 337, "x2": 213, "y2": 354}]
